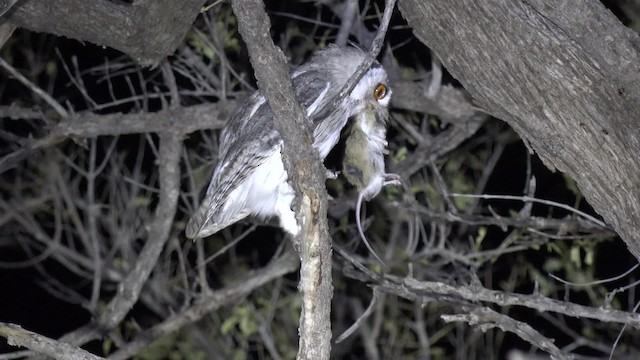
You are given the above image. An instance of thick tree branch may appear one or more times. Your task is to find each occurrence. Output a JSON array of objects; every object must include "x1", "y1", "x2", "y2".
[
  {"x1": 0, "y1": 323, "x2": 103, "y2": 360},
  {"x1": 341, "y1": 262, "x2": 640, "y2": 329},
  {"x1": 229, "y1": 1, "x2": 398, "y2": 358},
  {"x1": 3, "y1": 0, "x2": 205, "y2": 66},
  {"x1": 398, "y1": 0, "x2": 640, "y2": 260},
  {"x1": 389, "y1": 82, "x2": 479, "y2": 125},
  {"x1": 0, "y1": 0, "x2": 19, "y2": 17},
  {"x1": 0, "y1": 102, "x2": 236, "y2": 174},
  {"x1": 51, "y1": 103, "x2": 235, "y2": 138},
  {"x1": 442, "y1": 308, "x2": 571, "y2": 360},
  {"x1": 229, "y1": 1, "x2": 334, "y2": 358}
]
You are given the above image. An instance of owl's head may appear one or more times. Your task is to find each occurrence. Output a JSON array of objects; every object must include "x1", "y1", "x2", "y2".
[{"x1": 307, "y1": 45, "x2": 392, "y2": 111}]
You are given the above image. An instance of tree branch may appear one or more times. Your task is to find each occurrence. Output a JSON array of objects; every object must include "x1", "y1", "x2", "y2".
[
  {"x1": 342, "y1": 264, "x2": 640, "y2": 329},
  {"x1": 107, "y1": 249, "x2": 300, "y2": 360},
  {"x1": 59, "y1": 133, "x2": 183, "y2": 345},
  {"x1": 442, "y1": 307, "x2": 572, "y2": 360},
  {"x1": 229, "y1": 1, "x2": 334, "y2": 358},
  {"x1": 52, "y1": 103, "x2": 235, "y2": 138},
  {"x1": 0, "y1": 57, "x2": 68, "y2": 118},
  {"x1": 0, "y1": 323, "x2": 103, "y2": 360},
  {"x1": 398, "y1": 0, "x2": 640, "y2": 260},
  {"x1": 0, "y1": 102, "x2": 236, "y2": 174},
  {"x1": 4, "y1": 0, "x2": 206, "y2": 66}
]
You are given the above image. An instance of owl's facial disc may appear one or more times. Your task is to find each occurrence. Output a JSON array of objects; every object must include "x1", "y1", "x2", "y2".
[{"x1": 349, "y1": 67, "x2": 392, "y2": 108}]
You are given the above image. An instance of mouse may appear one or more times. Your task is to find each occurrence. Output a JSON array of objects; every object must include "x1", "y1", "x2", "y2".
[{"x1": 342, "y1": 104, "x2": 401, "y2": 267}]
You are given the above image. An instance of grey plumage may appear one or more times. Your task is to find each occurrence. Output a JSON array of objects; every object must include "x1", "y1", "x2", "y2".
[{"x1": 186, "y1": 45, "x2": 391, "y2": 239}]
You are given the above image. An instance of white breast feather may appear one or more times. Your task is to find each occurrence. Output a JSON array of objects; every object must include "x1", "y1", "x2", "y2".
[{"x1": 222, "y1": 145, "x2": 299, "y2": 235}]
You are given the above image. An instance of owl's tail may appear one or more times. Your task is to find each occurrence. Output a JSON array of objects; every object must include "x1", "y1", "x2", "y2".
[{"x1": 185, "y1": 201, "x2": 248, "y2": 239}]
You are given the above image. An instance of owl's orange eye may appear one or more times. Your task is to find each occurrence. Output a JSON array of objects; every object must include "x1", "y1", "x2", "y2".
[{"x1": 373, "y1": 84, "x2": 387, "y2": 101}]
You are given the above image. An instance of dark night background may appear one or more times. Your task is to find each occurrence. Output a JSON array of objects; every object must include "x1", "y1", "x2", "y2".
[{"x1": 1, "y1": 0, "x2": 639, "y2": 359}]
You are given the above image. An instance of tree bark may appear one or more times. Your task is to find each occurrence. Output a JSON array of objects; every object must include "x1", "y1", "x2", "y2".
[
  {"x1": 3, "y1": 0, "x2": 205, "y2": 66},
  {"x1": 399, "y1": 0, "x2": 640, "y2": 260},
  {"x1": 230, "y1": 1, "x2": 334, "y2": 359}
]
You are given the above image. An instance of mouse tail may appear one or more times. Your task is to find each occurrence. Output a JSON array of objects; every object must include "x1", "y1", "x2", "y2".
[{"x1": 356, "y1": 194, "x2": 388, "y2": 270}]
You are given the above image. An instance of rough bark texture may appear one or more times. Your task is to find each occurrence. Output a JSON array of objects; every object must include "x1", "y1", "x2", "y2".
[
  {"x1": 230, "y1": 1, "x2": 334, "y2": 359},
  {"x1": 0, "y1": 323, "x2": 103, "y2": 360},
  {"x1": 399, "y1": 0, "x2": 640, "y2": 260},
  {"x1": 3, "y1": 0, "x2": 205, "y2": 66}
]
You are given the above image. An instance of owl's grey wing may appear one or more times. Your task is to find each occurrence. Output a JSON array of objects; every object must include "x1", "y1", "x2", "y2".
[
  {"x1": 186, "y1": 68, "x2": 334, "y2": 239},
  {"x1": 291, "y1": 68, "x2": 350, "y2": 155},
  {"x1": 185, "y1": 147, "x2": 275, "y2": 239},
  {"x1": 291, "y1": 68, "x2": 331, "y2": 119},
  {"x1": 186, "y1": 94, "x2": 279, "y2": 239},
  {"x1": 217, "y1": 71, "x2": 329, "y2": 153}
]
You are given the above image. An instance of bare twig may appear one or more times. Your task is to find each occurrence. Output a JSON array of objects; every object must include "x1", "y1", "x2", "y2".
[
  {"x1": 60, "y1": 133, "x2": 183, "y2": 345},
  {"x1": 335, "y1": 289, "x2": 379, "y2": 343},
  {"x1": 449, "y1": 193, "x2": 608, "y2": 229},
  {"x1": 0, "y1": 57, "x2": 69, "y2": 118},
  {"x1": 609, "y1": 299, "x2": 640, "y2": 360},
  {"x1": 549, "y1": 263, "x2": 640, "y2": 288},
  {"x1": 406, "y1": 201, "x2": 611, "y2": 235},
  {"x1": 106, "y1": 249, "x2": 299, "y2": 360}
]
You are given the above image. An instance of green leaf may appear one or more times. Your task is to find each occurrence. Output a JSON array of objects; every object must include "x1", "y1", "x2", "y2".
[
  {"x1": 543, "y1": 258, "x2": 564, "y2": 272},
  {"x1": 584, "y1": 246, "x2": 594, "y2": 266},
  {"x1": 475, "y1": 226, "x2": 487, "y2": 248},
  {"x1": 221, "y1": 315, "x2": 238, "y2": 335},
  {"x1": 102, "y1": 338, "x2": 112, "y2": 355},
  {"x1": 570, "y1": 246, "x2": 582, "y2": 267},
  {"x1": 392, "y1": 146, "x2": 408, "y2": 164},
  {"x1": 239, "y1": 312, "x2": 258, "y2": 336}
]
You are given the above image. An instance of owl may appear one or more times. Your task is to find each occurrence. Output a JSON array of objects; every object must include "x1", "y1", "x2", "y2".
[{"x1": 186, "y1": 45, "x2": 392, "y2": 239}]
